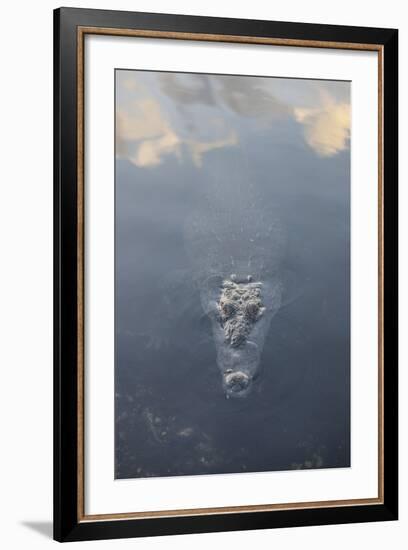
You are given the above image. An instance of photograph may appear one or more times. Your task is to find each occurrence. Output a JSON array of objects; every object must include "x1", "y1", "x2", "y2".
[
  {"x1": 0, "y1": 0, "x2": 402, "y2": 547},
  {"x1": 114, "y1": 69, "x2": 351, "y2": 480},
  {"x1": 52, "y1": 7, "x2": 398, "y2": 542}
]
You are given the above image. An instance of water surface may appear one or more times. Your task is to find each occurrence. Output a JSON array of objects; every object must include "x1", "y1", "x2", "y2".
[{"x1": 115, "y1": 70, "x2": 350, "y2": 479}]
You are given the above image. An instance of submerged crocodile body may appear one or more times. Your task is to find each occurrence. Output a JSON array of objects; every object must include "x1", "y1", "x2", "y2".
[{"x1": 184, "y1": 164, "x2": 286, "y2": 398}]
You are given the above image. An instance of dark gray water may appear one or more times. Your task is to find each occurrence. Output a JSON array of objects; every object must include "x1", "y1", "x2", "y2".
[{"x1": 115, "y1": 71, "x2": 350, "y2": 479}]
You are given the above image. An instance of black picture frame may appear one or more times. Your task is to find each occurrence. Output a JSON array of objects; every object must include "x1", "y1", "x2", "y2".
[{"x1": 54, "y1": 7, "x2": 398, "y2": 542}]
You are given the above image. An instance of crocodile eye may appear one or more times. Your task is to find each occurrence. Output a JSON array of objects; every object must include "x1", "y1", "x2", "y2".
[
  {"x1": 221, "y1": 300, "x2": 236, "y2": 317},
  {"x1": 245, "y1": 300, "x2": 260, "y2": 320}
]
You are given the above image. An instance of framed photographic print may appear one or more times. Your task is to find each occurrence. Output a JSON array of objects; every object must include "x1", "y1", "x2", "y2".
[{"x1": 53, "y1": 7, "x2": 398, "y2": 542}]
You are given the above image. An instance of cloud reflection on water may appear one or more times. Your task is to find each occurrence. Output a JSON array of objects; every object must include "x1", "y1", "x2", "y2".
[{"x1": 116, "y1": 71, "x2": 350, "y2": 168}]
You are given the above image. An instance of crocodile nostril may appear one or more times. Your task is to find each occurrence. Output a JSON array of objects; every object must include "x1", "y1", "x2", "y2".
[{"x1": 224, "y1": 371, "x2": 250, "y2": 394}]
